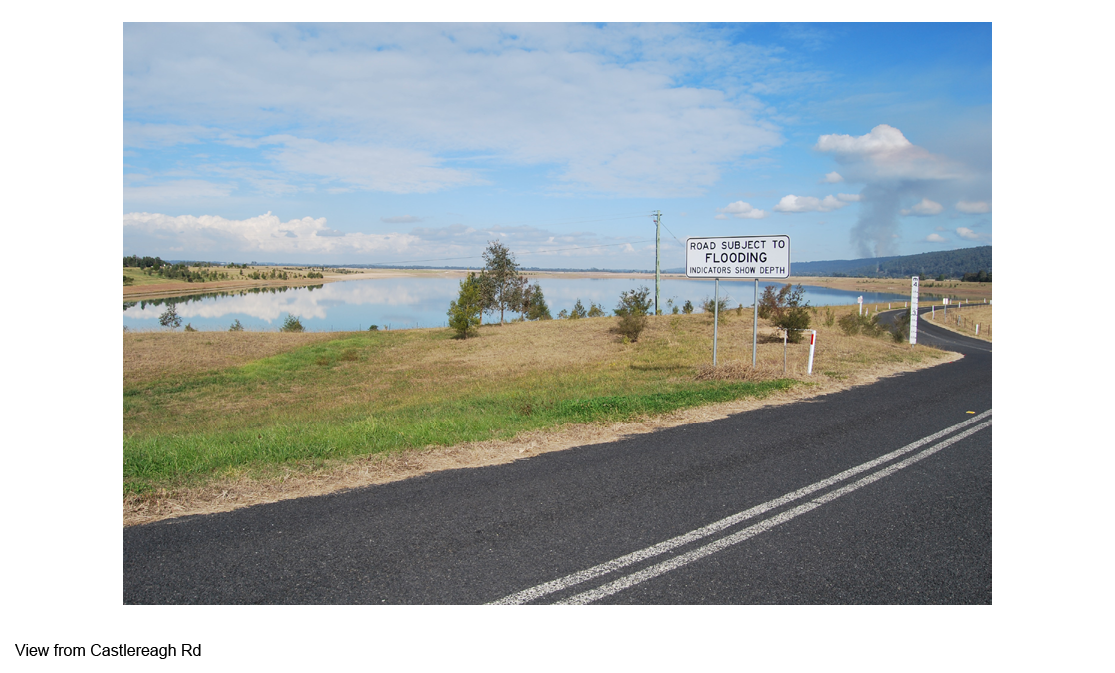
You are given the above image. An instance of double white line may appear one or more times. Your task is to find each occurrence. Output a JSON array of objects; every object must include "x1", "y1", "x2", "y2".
[{"x1": 490, "y1": 410, "x2": 992, "y2": 605}]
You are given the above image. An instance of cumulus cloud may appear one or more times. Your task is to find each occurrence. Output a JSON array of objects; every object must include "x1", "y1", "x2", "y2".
[
  {"x1": 715, "y1": 201, "x2": 767, "y2": 220},
  {"x1": 925, "y1": 233, "x2": 948, "y2": 243},
  {"x1": 956, "y1": 200, "x2": 991, "y2": 213},
  {"x1": 772, "y1": 194, "x2": 847, "y2": 213},
  {"x1": 821, "y1": 171, "x2": 844, "y2": 184},
  {"x1": 837, "y1": 193, "x2": 860, "y2": 202},
  {"x1": 815, "y1": 124, "x2": 964, "y2": 182},
  {"x1": 123, "y1": 211, "x2": 421, "y2": 256},
  {"x1": 901, "y1": 198, "x2": 944, "y2": 216},
  {"x1": 956, "y1": 227, "x2": 986, "y2": 241}
]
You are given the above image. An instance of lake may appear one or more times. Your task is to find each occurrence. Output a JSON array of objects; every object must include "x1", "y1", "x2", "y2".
[{"x1": 122, "y1": 276, "x2": 914, "y2": 332}]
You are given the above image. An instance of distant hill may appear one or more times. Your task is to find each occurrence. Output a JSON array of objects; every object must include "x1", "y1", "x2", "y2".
[{"x1": 787, "y1": 246, "x2": 991, "y2": 279}]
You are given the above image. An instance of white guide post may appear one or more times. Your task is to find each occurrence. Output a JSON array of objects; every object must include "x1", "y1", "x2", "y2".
[
  {"x1": 807, "y1": 330, "x2": 816, "y2": 375},
  {"x1": 858, "y1": 295, "x2": 863, "y2": 316}
]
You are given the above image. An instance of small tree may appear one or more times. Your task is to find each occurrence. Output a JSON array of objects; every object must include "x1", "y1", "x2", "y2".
[
  {"x1": 478, "y1": 240, "x2": 527, "y2": 325},
  {"x1": 522, "y1": 282, "x2": 552, "y2": 320},
  {"x1": 281, "y1": 314, "x2": 304, "y2": 332},
  {"x1": 183, "y1": 323, "x2": 197, "y2": 332},
  {"x1": 769, "y1": 285, "x2": 810, "y2": 343},
  {"x1": 229, "y1": 319, "x2": 244, "y2": 332},
  {"x1": 569, "y1": 299, "x2": 587, "y2": 319},
  {"x1": 158, "y1": 304, "x2": 181, "y2": 329},
  {"x1": 587, "y1": 302, "x2": 606, "y2": 318},
  {"x1": 447, "y1": 272, "x2": 483, "y2": 338},
  {"x1": 682, "y1": 300, "x2": 694, "y2": 315},
  {"x1": 614, "y1": 285, "x2": 652, "y2": 341}
]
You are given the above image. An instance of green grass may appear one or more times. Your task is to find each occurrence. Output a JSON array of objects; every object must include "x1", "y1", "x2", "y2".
[{"x1": 123, "y1": 320, "x2": 802, "y2": 493}]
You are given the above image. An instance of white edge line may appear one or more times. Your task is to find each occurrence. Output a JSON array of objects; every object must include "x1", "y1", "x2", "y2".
[
  {"x1": 557, "y1": 419, "x2": 991, "y2": 605},
  {"x1": 489, "y1": 410, "x2": 992, "y2": 605}
]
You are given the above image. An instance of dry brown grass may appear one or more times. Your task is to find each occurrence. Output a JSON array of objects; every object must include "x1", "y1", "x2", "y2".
[
  {"x1": 123, "y1": 306, "x2": 957, "y2": 525},
  {"x1": 123, "y1": 346, "x2": 959, "y2": 526},
  {"x1": 124, "y1": 331, "x2": 340, "y2": 386},
  {"x1": 923, "y1": 304, "x2": 992, "y2": 341}
]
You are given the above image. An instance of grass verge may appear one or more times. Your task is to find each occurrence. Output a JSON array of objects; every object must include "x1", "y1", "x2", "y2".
[{"x1": 124, "y1": 307, "x2": 950, "y2": 520}]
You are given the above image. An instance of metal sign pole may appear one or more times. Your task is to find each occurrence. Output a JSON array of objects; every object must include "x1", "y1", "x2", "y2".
[
  {"x1": 752, "y1": 278, "x2": 758, "y2": 367},
  {"x1": 713, "y1": 278, "x2": 719, "y2": 366}
]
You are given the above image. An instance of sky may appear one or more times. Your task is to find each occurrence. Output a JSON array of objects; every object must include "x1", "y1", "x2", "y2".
[{"x1": 123, "y1": 22, "x2": 992, "y2": 268}]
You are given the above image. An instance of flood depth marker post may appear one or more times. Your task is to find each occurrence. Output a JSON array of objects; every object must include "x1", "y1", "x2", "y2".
[
  {"x1": 685, "y1": 234, "x2": 790, "y2": 368},
  {"x1": 909, "y1": 276, "x2": 919, "y2": 345}
]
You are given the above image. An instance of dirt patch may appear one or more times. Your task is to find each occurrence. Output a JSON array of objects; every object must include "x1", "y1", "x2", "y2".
[{"x1": 123, "y1": 349, "x2": 961, "y2": 526}]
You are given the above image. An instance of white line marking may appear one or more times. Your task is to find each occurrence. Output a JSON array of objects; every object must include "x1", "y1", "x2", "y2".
[
  {"x1": 557, "y1": 419, "x2": 991, "y2": 604},
  {"x1": 489, "y1": 410, "x2": 992, "y2": 605}
]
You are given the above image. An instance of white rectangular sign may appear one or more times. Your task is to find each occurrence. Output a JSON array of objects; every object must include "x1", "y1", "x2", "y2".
[{"x1": 684, "y1": 235, "x2": 790, "y2": 279}]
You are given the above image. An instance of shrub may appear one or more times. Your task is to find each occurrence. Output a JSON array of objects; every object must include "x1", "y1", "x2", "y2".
[
  {"x1": 447, "y1": 273, "x2": 483, "y2": 338},
  {"x1": 587, "y1": 302, "x2": 606, "y2": 318},
  {"x1": 702, "y1": 295, "x2": 731, "y2": 324},
  {"x1": 569, "y1": 299, "x2": 587, "y2": 319},
  {"x1": 229, "y1": 319, "x2": 244, "y2": 332},
  {"x1": 523, "y1": 282, "x2": 552, "y2": 320},
  {"x1": 280, "y1": 314, "x2": 305, "y2": 332},
  {"x1": 821, "y1": 307, "x2": 836, "y2": 327},
  {"x1": 768, "y1": 285, "x2": 810, "y2": 343},
  {"x1": 838, "y1": 311, "x2": 886, "y2": 338},
  {"x1": 614, "y1": 285, "x2": 652, "y2": 342},
  {"x1": 183, "y1": 323, "x2": 197, "y2": 332},
  {"x1": 368, "y1": 324, "x2": 379, "y2": 331},
  {"x1": 682, "y1": 300, "x2": 694, "y2": 315},
  {"x1": 557, "y1": 309, "x2": 569, "y2": 319},
  {"x1": 890, "y1": 308, "x2": 912, "y2": 343}
]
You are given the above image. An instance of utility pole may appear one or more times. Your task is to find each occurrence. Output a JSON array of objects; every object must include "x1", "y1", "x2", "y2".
[{"x1": 654, "y1": 210, "x2": 662, "y2": 315}]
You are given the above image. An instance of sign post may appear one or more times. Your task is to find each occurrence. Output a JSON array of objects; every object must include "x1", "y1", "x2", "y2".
[
  {"x1": 685, "y1": 235, "x2": 790, "y2": 367},
  {"x1": 857, "y1": 295, "x2": 863, "y2": 316},
  {"x1": 909, "y1": 276, "x2": 919, "y2": 345},
  {"x1": 807, "y1": 330, "x2": 816, "y2": 375}
]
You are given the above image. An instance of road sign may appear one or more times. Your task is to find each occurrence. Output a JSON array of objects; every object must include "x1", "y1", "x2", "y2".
[{"x1": 685, "y1": 235, "x2": 789, "y2": 279}]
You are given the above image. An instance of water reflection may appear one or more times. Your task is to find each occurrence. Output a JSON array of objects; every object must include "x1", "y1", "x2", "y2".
[{"x1": 122, "y1": 277, "x2": 913, "y2": 332}]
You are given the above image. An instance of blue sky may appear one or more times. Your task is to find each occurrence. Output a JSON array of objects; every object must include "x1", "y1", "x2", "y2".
[{"x1": 123, "y1": 23, "x2": 992, "y2": 268}]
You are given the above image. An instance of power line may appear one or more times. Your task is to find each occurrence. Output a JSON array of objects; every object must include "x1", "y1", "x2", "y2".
[{"x1": 358, "y1": 239, "x2": 656, "y2": 268}]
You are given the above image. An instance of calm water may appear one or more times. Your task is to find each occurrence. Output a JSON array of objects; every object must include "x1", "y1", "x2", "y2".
[{"x1": 123, "y1": 277, "x2": 913, "y2": 332}]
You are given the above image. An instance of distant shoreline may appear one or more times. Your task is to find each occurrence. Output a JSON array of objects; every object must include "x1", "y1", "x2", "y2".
[{"x1": 124, "y1": 266, "x2": 992, "y2": 302}]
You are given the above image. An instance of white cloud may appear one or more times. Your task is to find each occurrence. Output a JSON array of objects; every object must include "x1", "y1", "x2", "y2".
[
  {"x1": 815, "y1": 124, "x2": 964, "y2": 181},
  {"x1": 772, "y1": 194, "x2": 846, "y2": 213},
  {"x1": 836, "y1": 193, "x2": 860, "y2": 202},
  {"x1": 956, "y1": 200, "x2": 991, "y2": 213},
  {"x1": 956, "y1": 227, "x2": 985, "y2": 241},
  {"x1": 715, "y1": 201, "x2": 767, "y2": 219},
  {"x1": 821, "y1": 171, "x2": 843, "y2": 184},
  {"x1": 925, "y1": 233, "x2": 948, "y2": 243},
  {"x1": 123, "y1": 211, "x2": 421, "y2": 256},
  {"x1": 123, "y1": 179, "x2": 235, "y2": 202},
  {"x1": 124, "y1": 24, "x2": 786, "y2": 197},
  {"x1": 901, "y1": 198, "x2": 944, "y2": 216},
  {"x1": 263, "y1": 136, "x2": 481, "y2": 194}
]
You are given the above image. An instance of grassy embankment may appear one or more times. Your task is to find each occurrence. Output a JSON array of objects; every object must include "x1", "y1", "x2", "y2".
[
  {"x1": 124, "y1": 305, "x2": 950, "y2": 502},
  {"x1": 923, "y1": 304, "x2": 992, "y2": 341}
]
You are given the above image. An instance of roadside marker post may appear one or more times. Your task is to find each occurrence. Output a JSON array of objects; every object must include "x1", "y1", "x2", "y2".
[
  {"x1": 909, "y1": 276, "x2": 919, "y2": 345},
  {"x1": 857, "y1": 295, "x2": 863, "y2": 316},
  {"x1": 782, "y1": 328, "x2": 787, "y2": 374},
  {"x1": 807, "y1": 330, "x2": 816, "y2": 375}
]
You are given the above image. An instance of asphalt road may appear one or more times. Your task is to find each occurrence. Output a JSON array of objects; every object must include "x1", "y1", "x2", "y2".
[{"x1": 124, "y1": 304, "x2": 991, "y2": 604}]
